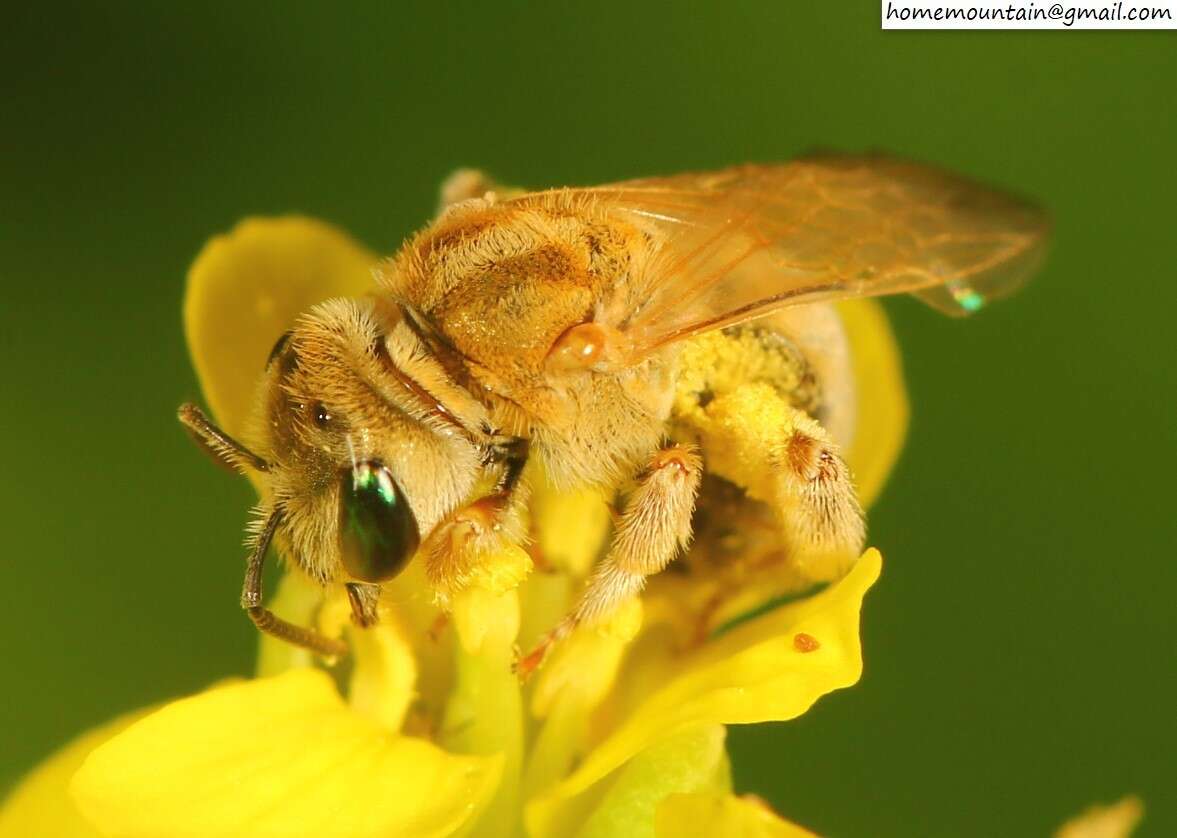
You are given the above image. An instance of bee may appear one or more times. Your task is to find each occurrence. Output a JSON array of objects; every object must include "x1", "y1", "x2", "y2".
[{"x1": 179, "y1": 155, "x2": 1048, "y2": 669}]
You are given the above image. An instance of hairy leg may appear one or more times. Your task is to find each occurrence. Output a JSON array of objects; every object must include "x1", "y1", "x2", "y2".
[
  {"x1": 677, "y1": 380, "x2": 864, "y2": 582},
  {"x1": 420, "y1": 437, "x2": 530, "y2": 602},
  {"x1": 242, "y1": 508, "x2": 348, "y2": 660},
  {"x1": 517, "y1": 444, "x2": 701, "y2": 677},
  {"x1": 421, "y1": 493, "x2": 529, "y2": 604},
  {"x1": 775, "y1": 410, "x2": 864, "y2": 562}
]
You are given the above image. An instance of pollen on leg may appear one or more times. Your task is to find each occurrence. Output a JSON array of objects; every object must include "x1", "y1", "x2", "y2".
[
  {"x1": 422, "y1": 495, "x2": 526, "y2": 599},
  {"x1": 525, "y1": 444, "x2": 700, "y2": 676}
]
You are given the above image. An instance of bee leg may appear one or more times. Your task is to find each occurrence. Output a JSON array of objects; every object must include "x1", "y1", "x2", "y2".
[
  {"x1": 517, "y1": 444, "x2": 702, "y2": 677},
  {"x1": 774, "y1": 412, "x2": 865, "y2": 573},
  {"x1": 683, "y1": 382, "x2": 864, "y2": 584},
  {"x1": 345, "y1": 582, "x2": 382, "y2": 628},
  {"x1": 422, "y1": 439, "x2": 530, "y2": 600},
  {"x1": 242, "y1": 508, "x2": 348, "y2": 660},
  {"x1": 487, "y1": 436, "x2": 530, "y2": 494},
  {"x1": 421, "y1": 493, "x2": 528, "y2": 603}
]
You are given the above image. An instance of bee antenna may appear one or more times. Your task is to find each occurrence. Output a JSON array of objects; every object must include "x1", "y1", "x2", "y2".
[{"x1": 178, "y1": 403, "x2": 271, "y2": 473}]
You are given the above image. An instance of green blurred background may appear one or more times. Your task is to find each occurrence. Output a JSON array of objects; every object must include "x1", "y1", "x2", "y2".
[{"x1": 3, "y1": 3, "x2": 1174, "y2": 835}]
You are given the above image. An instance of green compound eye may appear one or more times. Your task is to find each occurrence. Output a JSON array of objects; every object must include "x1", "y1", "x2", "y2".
[{"x1": 338, "y1": 461, "x2": 420, "y2": 583}]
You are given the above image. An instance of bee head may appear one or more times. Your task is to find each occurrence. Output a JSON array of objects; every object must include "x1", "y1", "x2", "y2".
[{"x1": 181, "y1": 297, "x2": 485, "y2": 587}]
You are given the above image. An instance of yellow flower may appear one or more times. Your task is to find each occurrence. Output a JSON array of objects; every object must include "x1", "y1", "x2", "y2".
[
  {"x1": 1054, "y1": 796, "x2": 1143, "y2": 838},
  {"x1": 0, "y1": 216, "x2": 904, "y2": 838}
]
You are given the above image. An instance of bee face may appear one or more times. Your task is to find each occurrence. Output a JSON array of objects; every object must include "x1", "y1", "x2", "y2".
[{"x1": 250, "y1": 298, "x2": 484, "y2": 586}]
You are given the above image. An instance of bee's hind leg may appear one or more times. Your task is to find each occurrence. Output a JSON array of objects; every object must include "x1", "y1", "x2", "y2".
[
  {"x1": 517, "y1": 444, "x2": 702, "y2": 678},
  {"x1": 772, "y1": 410, "x2": 865, "y2": 576},
  {"x1": 694, "y1": 385, "x2": 865, "y2": 584}
]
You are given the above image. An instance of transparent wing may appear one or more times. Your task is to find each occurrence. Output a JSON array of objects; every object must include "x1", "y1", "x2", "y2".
[{"x1": 519, "y1": 155, "x2": 1049, "y2": 357}]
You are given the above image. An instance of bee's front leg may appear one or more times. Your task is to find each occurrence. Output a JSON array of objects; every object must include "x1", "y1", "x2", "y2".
[
  {"x1": 345, "y1": 582, "x2": 382, "y2": 628},
  {"x1": 420, "y1": 436, "x2": 530, "y2": 600},
  {"x1": 517, "y1": 444, "x2": 702, "y2": 677},
  {"x1": 242, "y1": 508, "x2": 348, "y2": 660},
  {"x1": 420, "y1": 492, "x2": 529, "y2": 603}
]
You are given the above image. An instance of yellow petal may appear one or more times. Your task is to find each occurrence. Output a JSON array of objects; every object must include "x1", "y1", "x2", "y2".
[
  {"x1": 523, "y1": 599, "x2": 644, "y2": 802},
  {"x1": 71, "y1": 669, "x2": 501, "y2": 838},
  {"x1": 451, "y1": 584, "x2": 522, "y2": 658},
  {"x1": 837, "y1": 298, "x2": 908, "y2": 508},
  {"x1": 382, "y1": 561, "x2": 459, "y2": 729},
  {"x1": 185, "y1": 216, "x2": 376, "y2": 437},
  {"x1": 255, "y1": 569, "x2": 322, "y2": 677},
  {"x1": 312, "y1": 586, "x2": 420, "y2": 732},
  {"x1": 531, "y1": 597, "x2": 643, "y2": 718},
  {"x1": 655, "y1": 792, "x2": 817, "y2": 838},
  {"x1": 346, "y1": 617, "x2": 419, "y2": 734},
  {"x1": 1054, "y1": 796, "x2": 1144, "y2": 838},
  {"x1": 573, "y1": 725, "x2": 729, "y2": 838},
  {"x1": 528, "y1": 465, "x2": 611, "y2": 578},
  {"x1": 527, "y1": 725, "x2": 729, "y2": 838},
  {"x1": 530, "y1": 551, "x2": 881, "y2": 819},
  {"x1": 443, "y1": 588, "x2": 525, "y2": 837},
  {"x1": 0, "y1": 709, "x2": 148, "y2": 838}
]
